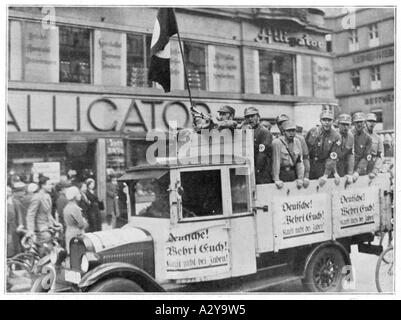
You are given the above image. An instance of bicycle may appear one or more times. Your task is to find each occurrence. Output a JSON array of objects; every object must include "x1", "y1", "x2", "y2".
[
  {"x1": 6, "y1": 225, "x2": 63, "y2": 292},
  {"x1": 375, "y1": 224, "x2": 394, "y2": 293}
]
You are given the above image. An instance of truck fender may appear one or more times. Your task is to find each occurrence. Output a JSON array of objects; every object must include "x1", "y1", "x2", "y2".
[
  {"x1": 301, "y1": 241, "x2": 351, "y2": 278},
  {"x1": 78, "y1": 262, "x2": 165, "y2": 292}
]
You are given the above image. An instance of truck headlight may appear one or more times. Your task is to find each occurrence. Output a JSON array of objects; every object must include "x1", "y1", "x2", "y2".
[
  {"x1": 80, "y1": 252, "x2": 101, "y2": 272},
  {"x1": 50, "y1": 247, "x2": 67, "y2": 265},
  {"x1": 80, "y1": 254, "x2": 89, "y2": 272}
]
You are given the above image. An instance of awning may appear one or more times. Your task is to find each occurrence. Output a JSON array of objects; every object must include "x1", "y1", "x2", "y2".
[{"x1": 118, "y1": 169, "x2": 168, "y2": 181}]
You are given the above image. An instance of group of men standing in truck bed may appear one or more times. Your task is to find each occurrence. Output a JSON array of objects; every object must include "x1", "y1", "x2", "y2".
[{"x1": 192, "y1": 105, "x2": 384, "y2": 188}]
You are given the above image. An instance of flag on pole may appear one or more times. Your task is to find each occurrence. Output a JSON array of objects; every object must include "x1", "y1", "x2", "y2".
[{"x1": 148, "y1": 8, "x2": 178, "y2": 92}]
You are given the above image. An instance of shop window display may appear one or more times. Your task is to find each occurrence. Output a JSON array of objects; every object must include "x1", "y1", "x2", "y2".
[
  {"x1": 127, "y1": 34, "x2": 152, "y2": 88},
  {"x1": 59, "y1": 26, "x2": 91, "y2": 83},
  {"x1": 7, "y1": 143, "x2": 96, "y2": 185},
  {"x1": 259, "y1": 51, "x2": 294, "y2": 95},
  {"x1": 184, "y1": 42, "x2": 207, "y2": 90}
]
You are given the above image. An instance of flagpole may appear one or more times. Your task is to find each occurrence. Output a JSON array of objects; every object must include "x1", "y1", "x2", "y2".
[{"x1": 173, "y1": 8, "x2": 195, "y2": 109}]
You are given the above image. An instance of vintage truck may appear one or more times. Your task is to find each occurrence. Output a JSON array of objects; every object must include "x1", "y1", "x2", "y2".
[{"x1": 33, "y1": 129, "x2": 393, "y2": 293}]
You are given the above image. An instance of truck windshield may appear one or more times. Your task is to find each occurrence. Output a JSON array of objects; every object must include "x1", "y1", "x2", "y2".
[{"x1": 132, "y1": 173, "x2": 171, "y2": 219}]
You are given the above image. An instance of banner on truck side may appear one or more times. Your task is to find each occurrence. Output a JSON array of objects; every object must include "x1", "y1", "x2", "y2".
[
  {"x1": 332, "y1": 187, "x2": 380, "y2": 237},
  {"x1": 274, "y1": 193, "x2": 332, "y2": 250}
]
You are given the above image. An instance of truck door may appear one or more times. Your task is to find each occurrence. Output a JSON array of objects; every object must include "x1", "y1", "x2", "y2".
[
  {"x1": 225, "y1": 166, "x2": 257, "y2": 277},
  {"x1": 164, "y1": 167, "x2": 256, "y2": 282}
]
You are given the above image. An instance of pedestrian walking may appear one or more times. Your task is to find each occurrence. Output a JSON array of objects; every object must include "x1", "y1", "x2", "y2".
[
  {"x1": 86, "y1": 178, "x2": 103, "y2": 232},
  {"x1": 25, "y1": 174, "x2": 61, "y2": 256},
  {"x1": 64, "y1": 186, "x2": 88, "y2": 253}
]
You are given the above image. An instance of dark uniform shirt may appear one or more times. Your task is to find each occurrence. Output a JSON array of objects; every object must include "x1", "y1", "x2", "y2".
[
  {"x1": 337, "y1": 131, "x2": 354, "y2": 177},
  {"x1": 306, "y1": 126, "x2": 341, "y2": 179},
  {"x1": 352, "y1": 129, "x2": 372, "y2": 175},
  {"x1": 367, "y1": 131, "x2": 384, "y2": 174},
  {"x1": 252, "y1": 123, "x2": 273, "y2": 184}
]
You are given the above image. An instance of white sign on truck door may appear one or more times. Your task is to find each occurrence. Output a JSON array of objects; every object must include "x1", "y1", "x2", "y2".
[{"x1": 165, "y1": 224, "x2": 230, "y2": 280}]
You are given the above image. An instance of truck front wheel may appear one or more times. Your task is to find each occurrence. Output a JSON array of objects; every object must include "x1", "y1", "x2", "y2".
[
  {"x1": 89, "y1": 278, "x2": 144, "y2": 292},
  {"x1": 302, "y1": 247, "x2": 346, "y2": 292}
]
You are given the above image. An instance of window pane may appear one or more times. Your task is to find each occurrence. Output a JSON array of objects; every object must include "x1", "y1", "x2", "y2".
[
  {"x1": 184, "y1": 42, "x2": 206, "y2": 90},
  {"x1": 181, "y1": 170, "x2": 222, "y2": 218},
  {"x1": 127, "y1": 34, "x2": 151, "y2": 87},
  {"x1": 230, "y1": 168, "x2": 249, "y2": 214},
  {"x1": 259, "y1": 51, "x2": 294, "y2": 95},
  {"x1": 59, "y1": 26, "x2": 91, "y2": 83}
]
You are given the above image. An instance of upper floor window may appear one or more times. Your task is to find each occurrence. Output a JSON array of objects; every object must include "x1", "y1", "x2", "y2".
[
  {"x1": 59, "y1": 26, "x2": 91, "y2": 83},
  {"x1": 127, "y1": 34, "x2": 152, "y2": 88},
  {"x1": 370, "y1": 66, "x2": 381, "y2": 90},
  {"x1": 325, "y1": 34, "x2": 332, "y2": 52},
  {"x1": 184, "y1": 42, "x2": 207, "y2": 90},
  {"x1": 259, "y1": 51, "x2": 294, "y2": 95},
  {"x1": 350, "y1": 70, "x2": 361, "y2": 92},
  {"x1": 368, "y1": 23, "x2": 380, "y2": 47},
  {"x1": 348, "y1": 29, "x2": 359, "y2": 52}
]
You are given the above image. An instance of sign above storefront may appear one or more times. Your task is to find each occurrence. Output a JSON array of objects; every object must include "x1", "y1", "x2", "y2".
[
  {"x1": 352, "y1": 47, "x2": 394, "y2": 65},
  {"x1": 255, "y1": 26, "x2": 324, "y2": 50},
  {"x1": 8, "y1": 92, "x2": 299, "y2": 134}
]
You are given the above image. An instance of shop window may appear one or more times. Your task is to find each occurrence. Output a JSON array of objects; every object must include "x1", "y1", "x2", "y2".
[
  {"x1": 184, "y1": 42, "x2": 207, "y2": 90},
  {"x1": 348, "y1": 29, "x2": 359, "y2": 52},
  {"x1": 350, "y1": 70, "x2": 361, "y2": 92},
  {"x1": 259, "y1": 51, "x2": 294, "y2": 95},
  {"x1": 59, "y1": 26, "x2": 91, "y2": 83},
  {"x1": 180, "y1": 170, "x2": 222, "y2": 218},
  {"x1": 7, "y1": 143, "x2": 96, "y2": 184},
  {"x1": 127, "y1": 34, "x2": 152, "y2": 88},
  {"x1": 230, "y1": 168, "x2": 249, "y2": 214},
  {"x1": 369, "y1": 23, "x2": 379, "y2": 47},
  {"x1": 370, "y1": 66, "x2": 381, "y2": 90}
]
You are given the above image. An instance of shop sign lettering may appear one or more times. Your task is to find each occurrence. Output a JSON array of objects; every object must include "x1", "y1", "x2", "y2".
[
  {"x1": 365, "y1": 93, "x2": 394, "y2": 105},
  {"x1": 165, "y1": 225, "x2": 230, "y2": 279},
  {"x1": 7, "y1": 94, "x2": 212, "y2": 133},
  {"x1": 352, "y1": 47, "x2": 394, "y2": 65},
  {"x1": 255, "y1": 26, "x2": 324, "y2": 50}
]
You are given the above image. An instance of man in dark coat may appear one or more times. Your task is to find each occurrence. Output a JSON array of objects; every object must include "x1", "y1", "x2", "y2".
[{"x1": 243, "y1": 107, "x2": 273, "y2": 184}]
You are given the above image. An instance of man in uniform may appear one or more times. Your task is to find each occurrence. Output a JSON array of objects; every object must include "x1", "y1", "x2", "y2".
[
  {"x1": 272, "y1": 120, "x2": 304, "y2": 189},
  {"x1": 216, "y1": 105, "x2": 238, "y2": 130},
  {"x1": 352, "y1": 112, "x2": 372, "y2": 177},
  {"x1": 276, "y1": 114, "x2": 310, "y2": 187},
  {"x1": 243, "y1": 107, "x2": 273, "y2": 184},
  {"x1": 336, "y1": 114, "x2": 355, "y2": 185},
  {"x1": 306, "y1": 110, "x2": 341, "y2": 185},
  {"x1": 365, "y1": 113, "x2": 384, "y2": 178}
]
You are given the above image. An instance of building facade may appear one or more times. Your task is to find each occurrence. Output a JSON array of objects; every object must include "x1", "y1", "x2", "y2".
[
  {"x1": 7, "y1": 7, "x2": 336, "y2": 219},
  {"x1": 326, "y1": 8, "x2": 394, "y2": 135}
]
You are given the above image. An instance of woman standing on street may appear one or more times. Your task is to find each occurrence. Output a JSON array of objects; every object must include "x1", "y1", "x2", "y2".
[
  {"x1": 63, "y1": 186, "x2": 88, "y2": 253},
  {"x1": 86, "y1": 178, "x2": 103, "y2": 232},
  {"x1": 78, "y1": 182, "x2": 91, "y2": 231}
]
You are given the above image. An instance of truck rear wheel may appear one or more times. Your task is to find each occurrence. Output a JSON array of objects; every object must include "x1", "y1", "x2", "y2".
[
  {"x1": 89, "y1": 278, "x2": 144, "y2": 292},
  {"x1": 302, "y1": 247, "x2": 346, "y2": 292}
]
